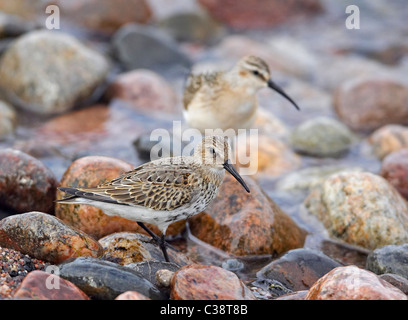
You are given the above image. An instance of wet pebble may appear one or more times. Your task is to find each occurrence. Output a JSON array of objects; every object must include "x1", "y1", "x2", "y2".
[
  {"x1": 290, "y1": 116, "x2": 355, "y2": 157},
  {"x1": 126, "y1": 260, "x2": 179, "y2": 297},
  {"x1": 155, "y1": 269, "x2": 175, "y2": 289},
  {"x1": 333, "y1": 77, "x2": 408, "y2": 132},
  {"x1": 368, "y1": 124, "x2": 408, "y2": 160},
  {"x1": 305, "y1": 266, "x2": 407, "y2": 300},
  {"x1": 189, "y1": 174, "x2": 306, "y2": 256},
  {"x1": 304, "y1": 171, "x2": 408, "y2": 249},
  {"x1": 105, "y1": 69, "x2": 179, "y2": 115},
  {"x1": 0, "y1": 30, "x2": 109, "y2": 115},
  {"x1": 0, "y1": 212, "x2": 103, "y2": 264},
  {"x1": 170, "y1": 264, "x2": 256, "y2": 300},
  {"x1": 0, "y1": 246, "x2": 48, "y2": 299},
  {"x1": 255, "y1": 248, "x2": 342, "y2": 293},
  {"x1": 13, "y1": 270, "x2": 90, "y2": 300},
  {"x1": 99, "y1": 232, "x2": 191, "y2": 266},
  {"x1": 380, "y1": 148, "x2": 408, "y2": 199},
  {"x1": 112, "y1": 23, "x2": 192, "y2": 73},
  {"x1": 0, "y1": 149, "x2": 57, "y2": 214},
  {"x1": 366, "y1": 244, "x2": 408, "y2": 280},
  {"x1": 58, "y1": 256, "x2": 165, "y2": 300},
  {"x1": 198, "y1": 0, "x2": 322, "y2": 29}
]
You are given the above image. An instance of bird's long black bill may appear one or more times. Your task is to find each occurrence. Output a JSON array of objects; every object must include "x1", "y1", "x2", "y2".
[
  {"x1": 223, "y1": 160, "x2": 250, "y2": 193},
  {"x1": 267, "y1": 79, "x2": 300, "y2": 111}
]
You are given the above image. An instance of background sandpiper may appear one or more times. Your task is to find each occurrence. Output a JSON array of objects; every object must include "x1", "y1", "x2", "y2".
[{"x1": 183, "y1": 55, "x2": 300, "y2": 134}]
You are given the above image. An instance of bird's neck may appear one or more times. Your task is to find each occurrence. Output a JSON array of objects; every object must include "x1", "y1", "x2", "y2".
[{"x1": 224, "y1": 69, "x2": 258, "y2": 96}]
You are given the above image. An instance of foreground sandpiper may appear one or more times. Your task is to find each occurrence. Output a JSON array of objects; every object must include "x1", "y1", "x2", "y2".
[
  {"x1": 57, "y1": 136, "x2": 250, "y2": 262},
  {"x1": 183, "y1": 55, "x2": 300, "y2": 133}
]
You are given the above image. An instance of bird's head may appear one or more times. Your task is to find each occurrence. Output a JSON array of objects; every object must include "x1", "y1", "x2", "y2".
[
  {"x1": 194, "y1": 135, "x2": 250, "y2": 193},
  {"x1": 236, "y1": 55, "x2": 300, "y2": 111}
]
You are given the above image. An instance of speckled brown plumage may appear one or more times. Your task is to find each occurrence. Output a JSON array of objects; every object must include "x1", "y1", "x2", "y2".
[{"x1": 57, "y1": 136, "x2": 250, "y2": 262}]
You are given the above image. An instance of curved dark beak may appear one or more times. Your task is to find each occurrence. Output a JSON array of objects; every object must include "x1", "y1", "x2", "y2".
[
  {"x1": 267, "y1": 79, "x2": 300, "y2": 111},
  {"x1": 223, "y1": 160, "x2": 250, "y2": 193}
]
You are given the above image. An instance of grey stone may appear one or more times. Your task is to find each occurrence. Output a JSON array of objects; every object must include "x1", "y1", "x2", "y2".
[{"x1": 112, "y1": 24, "x2": 192, "y2": 74}]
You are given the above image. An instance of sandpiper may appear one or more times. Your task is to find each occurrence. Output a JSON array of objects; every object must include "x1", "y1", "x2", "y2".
[
  {"x1": 183, "y1": 55, "x2": 300, "y2": 133},
  {"x1": 57, "y1": 136, "x2": 250, "y2": 262}
]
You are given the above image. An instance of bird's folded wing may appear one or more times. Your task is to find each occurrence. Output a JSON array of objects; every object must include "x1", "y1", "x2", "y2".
[{"x1": 78, "y1": 165, "x2": 200, "y2": 211}]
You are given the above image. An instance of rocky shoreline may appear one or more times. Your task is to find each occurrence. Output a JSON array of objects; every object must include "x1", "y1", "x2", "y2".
[{"x1": 0, "y1": 0, "x2": 408, "y2": 300}]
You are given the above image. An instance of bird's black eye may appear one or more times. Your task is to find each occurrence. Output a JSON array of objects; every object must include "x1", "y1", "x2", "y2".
[{"x1": 252, "y1": 70, "x2": 260, "y2": 76}]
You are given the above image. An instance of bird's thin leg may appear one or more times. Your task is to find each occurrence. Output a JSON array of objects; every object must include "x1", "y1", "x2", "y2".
[
  {"x1": 137, "y1": 222, "x2": 179, "y2": 253},
  {"x1": 137, "y1": 222, "x2": 161, "y2": 242},
  {"x1": 159, "y1": 234, "x2": 170, "y2": 263}
]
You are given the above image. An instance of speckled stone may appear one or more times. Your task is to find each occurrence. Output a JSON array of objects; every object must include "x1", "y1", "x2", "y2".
[
  {"x1": 0, "y1": 246, "x2": 49, "y2": 299},
  {"x1": 305, "y1": 266, "x2": 407, "y2": 300},
  {"x1": 189, "y1": 174, "x2": 306, "y2": 256},
  {"x1": 0, "y1": 149, "x2": 57, "y2": 214},
  {"x1": 304, "y1": 171, "x2": 408, "y2": 249},
  {"x1": 0, "y1": 212, "x2": 103, "y2": 264},
  {"x1": 170, "y1": 264, "x2": 256, "y2": 300},
  {"x1": 99, "y1": 232, "x2": 191, "y2": 266}
]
